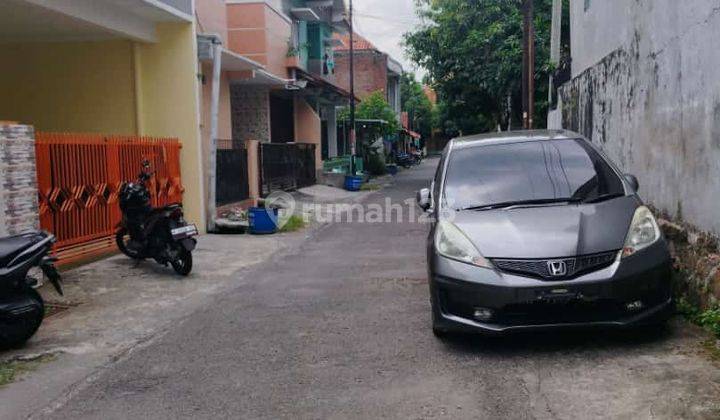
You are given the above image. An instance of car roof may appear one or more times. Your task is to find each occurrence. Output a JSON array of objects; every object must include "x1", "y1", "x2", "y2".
[{"x1": 450, "y1": 130, "x2": 582, "y2": 150}]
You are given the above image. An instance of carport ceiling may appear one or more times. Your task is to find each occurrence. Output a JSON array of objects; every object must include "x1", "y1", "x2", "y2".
[
  {"x1": 0, "y1": 0, "x2": 189, "y2": 43},
  {"x1": 0, "y1": 0, "x2": 118, "y2": 42}
]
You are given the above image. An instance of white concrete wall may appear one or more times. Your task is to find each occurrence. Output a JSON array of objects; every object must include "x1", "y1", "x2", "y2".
[{"x1": 557, "y1": 0, "x2": 720, "y2": 234}]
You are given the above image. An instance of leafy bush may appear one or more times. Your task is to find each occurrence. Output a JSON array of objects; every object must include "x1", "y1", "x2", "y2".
[
  {"x1": 279, "y1": 215, "x2": 306, "y2": 233},
  {"x1": 698, "y1": 308, "x2": 720, "y2": 337},
  {"x1": 365, "y1": 151, "x2": 387, "y2": 176},
  {"x1": 678, "y1": 298, "x2": 720, "y2": 338},
  {"x1": 360, "y1": 183, "x2": 382, "y2": 191}
]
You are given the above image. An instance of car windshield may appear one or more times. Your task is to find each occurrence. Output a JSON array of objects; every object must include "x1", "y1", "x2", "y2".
[{"x1": 443, "y1": 139, "x2": 625, "y2": 211}]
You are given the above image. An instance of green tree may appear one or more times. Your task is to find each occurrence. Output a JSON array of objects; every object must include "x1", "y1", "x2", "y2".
[
  {"x1": 339, "y1": 91, "x2": 399, "y2": 137},
  {"x1": 405, "y1": 0, "x2": 565, "y2": 135},
  {"x1": 400, "y1": 73, "x2": 435, "y2": 141}
]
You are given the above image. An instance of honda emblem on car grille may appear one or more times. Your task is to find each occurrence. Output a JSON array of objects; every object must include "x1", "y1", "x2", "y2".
[{"x1": 547, "y1": 260, "x2": 568, "y2": 277}]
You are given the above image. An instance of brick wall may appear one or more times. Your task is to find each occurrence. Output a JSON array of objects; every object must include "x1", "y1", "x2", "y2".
[
  {"x1": 230, "y1": 86, "x2": 270, "y2": 142},
  {"x1": 334, "y1": 50, "x2": 388, "y2": 99},
  {"x1": 0, "y1": 124, "x2": 39, "y2": 236}
]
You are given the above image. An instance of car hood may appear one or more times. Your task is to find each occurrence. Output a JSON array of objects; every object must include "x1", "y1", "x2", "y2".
[{"x1": 452, "y1": 196, "x2": 641, "y2": 259}]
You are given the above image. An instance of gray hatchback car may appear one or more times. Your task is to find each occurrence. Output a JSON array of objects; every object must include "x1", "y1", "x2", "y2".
[{"x1": 417, "y1": 130, "x2": 673, "y2": 337}]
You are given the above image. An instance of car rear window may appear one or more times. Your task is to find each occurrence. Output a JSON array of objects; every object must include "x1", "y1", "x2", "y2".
[{"x1": 443, "y1": 139, "x2": 625, "y2": 210}]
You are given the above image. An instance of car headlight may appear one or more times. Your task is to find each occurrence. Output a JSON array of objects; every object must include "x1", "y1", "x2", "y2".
[
  {"x1": 435, "y1": 220, "x2": 492, "y2": 268},
  {"x1": 622, "y1": 206, "x2": 661, "y2": 258}
]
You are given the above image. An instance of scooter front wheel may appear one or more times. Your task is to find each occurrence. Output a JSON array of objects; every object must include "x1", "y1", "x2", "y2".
[
  {"x1": 171, "y1": 248, "x2": 193, "y2": 276},
  {"x1": 0, "y1": 288, "x2": 44, "y2": 349},
  {"x1": 116, "y1": 228, "x2": 142, "y2": 260}
]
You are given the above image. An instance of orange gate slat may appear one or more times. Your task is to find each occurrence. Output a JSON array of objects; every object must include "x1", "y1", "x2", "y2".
[{"x1": 35, "y1": 133, "x2": 184, "y2": 265}]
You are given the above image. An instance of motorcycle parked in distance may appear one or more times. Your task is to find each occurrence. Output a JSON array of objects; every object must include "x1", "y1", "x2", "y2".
[
  {"x1": 395, "y1": 151, "x2": 421, "y2": 168},
  {"x1": 0, "y1": 231, "x2": 63, "y2": 348},
  {"x1": 115, "y1": 160, "x2": 198, "y2": 276}
]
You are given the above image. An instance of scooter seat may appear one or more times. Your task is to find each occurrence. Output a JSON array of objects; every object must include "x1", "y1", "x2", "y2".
[
  {"x1": 0, "y1": 232, "x2": 44, "y2": 268},
  {"x1": 151, "y1": 203, "x2": 182, "y2": 214}
]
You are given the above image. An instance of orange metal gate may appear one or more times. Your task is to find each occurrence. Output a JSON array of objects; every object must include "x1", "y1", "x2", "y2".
[{"x1": 35, "y1": 133, "x2": 184, "y2": 264}]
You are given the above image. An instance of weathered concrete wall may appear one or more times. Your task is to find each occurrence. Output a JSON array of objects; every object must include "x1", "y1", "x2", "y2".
[
  {"x1": 556, "y1": 0, "x2": 720, "y2": 235},
  {"x1": 569, "y1": 0, "x2": 632, "y2": 78},
  {"x1": 0, "y1": 124, "x2": 39, "y2": 236}
]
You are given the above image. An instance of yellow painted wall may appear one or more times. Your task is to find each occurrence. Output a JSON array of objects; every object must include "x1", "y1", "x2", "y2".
[
  {"x1": 135, "y1": 23, "x2": 206, "y2": 232},
  {"x1": 0, "y1": 27, "x2": 206, "y2": 232},
  {"x1": 0, "y1": 40, "x2": 136, "y2": 133}
]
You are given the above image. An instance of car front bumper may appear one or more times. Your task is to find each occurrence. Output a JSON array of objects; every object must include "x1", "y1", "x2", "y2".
[{"x1": 430, "y1": 241, "x2": 674, "y2": 334}]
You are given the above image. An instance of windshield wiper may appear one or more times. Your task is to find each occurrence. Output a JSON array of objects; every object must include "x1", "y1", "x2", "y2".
[
  {"x1": 580, "y1": 193, "x2": 625, "y2": 204},
  {"x1": 460, "y1": 198, "x2": 581, "y2": 212}
]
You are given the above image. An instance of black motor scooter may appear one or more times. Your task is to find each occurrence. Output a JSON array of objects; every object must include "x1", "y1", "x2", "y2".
[
  {"x1": 115, "y1": 160, "x2": 198, "y2": 276},
  {"x1": 0, "y1": 231, "x2": 63, "y2": 348}
]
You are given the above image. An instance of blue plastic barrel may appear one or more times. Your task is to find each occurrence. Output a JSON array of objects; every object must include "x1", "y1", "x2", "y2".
[
  {"x1": 344, "y1": 175, "x2": 364, "y2": 191},
  {"x1": 248, "y1": 207, "x2": 279, "y2": 234}
]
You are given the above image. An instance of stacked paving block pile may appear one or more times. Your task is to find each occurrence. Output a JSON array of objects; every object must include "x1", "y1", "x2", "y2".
[{"x1": 0, "y1": 123, "x2": 39, "y2": 236}]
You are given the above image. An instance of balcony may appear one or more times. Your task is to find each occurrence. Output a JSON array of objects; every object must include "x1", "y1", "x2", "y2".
[{"x1": 290, "y1": 8, "x2": 321, "y2": 22}]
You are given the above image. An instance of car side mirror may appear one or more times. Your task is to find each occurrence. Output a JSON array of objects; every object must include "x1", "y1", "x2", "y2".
[
  {"x1": 624, "y1": 174, "x2": 639, "y2": 192},
  {"x1": 416, "y1": 188, "x2": 431, "y2": 211}
]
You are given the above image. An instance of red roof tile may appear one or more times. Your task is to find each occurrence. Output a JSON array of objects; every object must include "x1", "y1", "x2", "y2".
[{"x1": 333, "y1": 32, "x2": 377, "y2": 52}]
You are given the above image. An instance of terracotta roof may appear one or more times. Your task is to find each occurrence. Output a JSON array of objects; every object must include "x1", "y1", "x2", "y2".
[{"x1": 333, "y1": 32, "x2": 377, "y2": 52}]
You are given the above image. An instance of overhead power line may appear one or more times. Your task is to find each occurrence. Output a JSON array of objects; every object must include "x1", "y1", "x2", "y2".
[{"x1": 352, "y1": 12, "x2": 420, "y2": 26}]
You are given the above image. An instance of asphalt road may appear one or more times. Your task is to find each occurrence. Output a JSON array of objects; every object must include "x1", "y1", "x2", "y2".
[{"x1": 43, "y1": 159, "x2": 720, "y2": 419}]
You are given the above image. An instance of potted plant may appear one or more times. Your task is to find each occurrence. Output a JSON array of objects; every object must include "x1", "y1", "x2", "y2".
[{"x1": 286, "y1": 42, "x2": 309, "y2": 68}]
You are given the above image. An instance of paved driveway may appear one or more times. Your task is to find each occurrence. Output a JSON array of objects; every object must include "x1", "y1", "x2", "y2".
[{"x1": 41, "y1": 159, "x2": 720, "y2": 419}]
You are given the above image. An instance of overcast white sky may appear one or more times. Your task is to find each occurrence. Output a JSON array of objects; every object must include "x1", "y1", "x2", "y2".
[{"x1": 350, "y1": 0, "x2": 426, "y2": 80}]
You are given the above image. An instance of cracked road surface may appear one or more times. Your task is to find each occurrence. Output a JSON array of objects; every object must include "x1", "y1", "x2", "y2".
[{"x1": 41, "y1": 159, "x2": 720, "y2": 419}]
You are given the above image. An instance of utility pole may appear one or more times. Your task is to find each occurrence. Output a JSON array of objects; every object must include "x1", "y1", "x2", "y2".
[
  {"x1": 349, "y1": 0, "x2": 357, "y2": 174},
  {"x1": 522, "y1": 0, "x2": 535, "y2": 129}
]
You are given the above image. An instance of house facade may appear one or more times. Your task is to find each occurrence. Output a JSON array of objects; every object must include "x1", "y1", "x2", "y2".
[
  {"x1": 224, "y1": 0, "x2": 350, "y2": 153},
  {"x1": 0, "y1": 0, "x2": 207, "y2": 263},
  {"x1": 142, "y1": 0, "x2": 352, "y2": 229},
  {"x1": 195, "y1": 0, "x2": 351, "y2": 219},
  {"x1": 331, "y1": 32, "x2": 404, "y2": 165},
  {"x1": 548, "y1": 0, "x2": 720, "y2": 235},
  {"x1": 0, "y1": 0, "x2": 354, "y2": 259},
  {"x1": 333, "y1": 32, "x2": 402, "y2": 117}
]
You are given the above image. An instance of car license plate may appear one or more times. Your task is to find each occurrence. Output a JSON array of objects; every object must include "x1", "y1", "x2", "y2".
[
  {"x1": 534, "y1": 288, "x2": 582, "y2": 304},
  {"x1": 171, "y1": 224, "x2": 198, "y2": 240}
]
